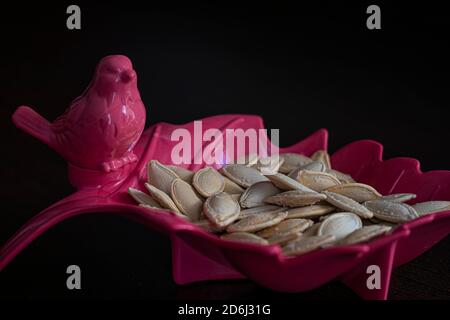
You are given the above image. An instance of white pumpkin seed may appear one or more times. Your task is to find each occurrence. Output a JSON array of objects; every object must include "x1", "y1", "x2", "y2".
[
  {"x1": 326, "y1": 183, "x2": 381, "y2": 203},
  {"x1": 147, "y1": 160, "x2": 179, "y2": 195},
  {"x1": 279, "y1": 153, "x2": 313, "y2": 173},
  {"x1": 285, "y1": 205, "x2": 335, "y2": 219},
  {"x1": 364, "y1": 199, "x2": 418, "y2": 223},
  {"x1": 318, "y1": 212, "x2": 362, "y2": 241},
  {"x1": 226, "y1": 210, "x2": 288, "y2": 233},
  {"x1": 302, "y1": 222, "x2": 322, "y2": 237},
  {"x1": 282, "y1": 235, "x2": 336, "y2": 256},
  {"x1": 238, "y1": 205, "x2": 285, "y2": 220},
  {"x1": 328, "y1": 169, "x2": 355, "y2": 183},
  {"x1": 323, "y1": 191, "x2": 374, "y2": 219},
  {"x1": 170, "y1": 179, "x2": 204, "y2": 221},
  {"x1": 296, "y1": 170, "x2": 341, "y2": 192},
  {"x1": 340, "y1": 225, "x2": 392, "y2": 245},
  {"x1": 265, "y1": 190, "x2": 327, "y2": 207},
  {"x1": 221, "y1": 232, "x2": 268, "y2": 245},
  {"x1": 167, "y1": 165, "x2": 194, "y2": 183},
  {"x1": 192, "y1": 167, "x2": 225, "y2": 197},
  {"x1": 412, "y1": 201, "x2": 450, "y2": 216},
  {"x1": 128, "y1": 187, "x2": 162, "y2": 208},
  {"x1": 265, "y1": 173, "x2": 316, "y2": 192},
  {"x1": 257, "y1": 218, "x2": 313, "y2": 238},
  {"x1": 203, "y1": 192, "x2": 240, "y2": 228},
  {"x1": 381, "y1": 193, "x2": 417, "y2": 203},
  {"x1": 220, "y1": 164, "x2": 269, "y2": 188},
  {"x1": 239, "y1": 181, "x2": 281, "y2": 208},
  {"x1": 144, "y1": 182, "x2": 182, "y2": 214},
  {"x1": 222, "y1": 176, "x2": 245, "y2": 194},
  {"x1": 311, "y1": 150, "x2": 331, "y2": 170}
]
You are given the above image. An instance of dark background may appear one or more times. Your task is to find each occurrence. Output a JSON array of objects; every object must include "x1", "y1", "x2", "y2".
[{"x1": 0, "y1": 1, "x2": 449, "y2": 299}]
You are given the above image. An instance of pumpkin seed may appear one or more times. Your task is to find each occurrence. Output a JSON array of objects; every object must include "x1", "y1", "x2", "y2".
[
  {"x1": 340, "y1": 225, "x2": 392, "y2": 245},
  {"x1": 282, "y1": 235, "x2": 336, "y2": 256},
  {"x1": 311, "y1": 150, "x2": 331, "y2": 170},
  {"x1": 326, "y1": 183, "x2": 381, "y2": 203},
  {"x1": 226, "y1": 210, "x2": 288, "y2": 233},
  {"x1": 318, "y1": 212, "x2": 362, "y2": 241},
  {"x1": 221, "y1": 232, "x2": 268, "y2": 245},
  {"x1": 279, "y1": 153, "x2": 313, "y2": 173},
  {"x1": 381, "y1": 193, "x2": 417, "y2": 203},
  {"x1": 328, "y1": 169, "x2": 355, "y2": 183},
  {"x1": 265, "y1": 173, "x2": 316, "y2": 192},
  {"x1": 285, "y1": 205, "x2": 335, "y2": 219},
  {"x1": 192, "y1": 167, "x2": 225, "y2": 197},
  {"x1": 144, "y1": 182, "x2": 182, "y2": 214},
  {"x1": 323, "y1": 191, "x2": 374, "y2": 219},
  {"x1": 238, "y1": 205, "x2": 285, "y2": 220},
  {"x1": 222, "y1": 176, "x2": 245, "y2": 194},
  {"x1": 128, "y1": 187, "x2": 162, "y2": 208},
  {"x1": 167, "y1": 165, "x2": 194, "y2": 183},
  {"x1": 239, "y1": 181, "x2": 281, "y2": 208},
  {"x1": 257, "y1": 218, "x2": 313, "y2": 238},
  {"x1": 412, "y1": 201, "x2": 450, "y2": 216},
  {"x1": 170, "y1": 179, "x2": 204, "y2": 221},
  {"x1": 147, "y1": 160, "x2": 179, "y2": 195},
  {"x1": 265, "y1": 190, "x2": 327, "y2": 207},
  {"x1": 296, "y1": 170, "x2": 341, "y2": 192},
  {"x1": 203, "y1": 192, "x2": 240, "y2": 228},
  {"x1": 220, "y1": 164, "x2": 269, "y2": 188},
  {"x1": 364, "y1": 199, "x2": 418, "y2": 223}
]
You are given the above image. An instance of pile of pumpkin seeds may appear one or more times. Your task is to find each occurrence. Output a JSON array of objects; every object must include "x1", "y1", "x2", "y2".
[{"x1": 128, "y1": 151, "x2": 450, "y2": 256}]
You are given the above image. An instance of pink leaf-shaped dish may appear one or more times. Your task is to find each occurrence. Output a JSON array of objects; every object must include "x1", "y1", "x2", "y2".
[{"x1": 2, "y1": 114, "x2": 450, "y2": 300}]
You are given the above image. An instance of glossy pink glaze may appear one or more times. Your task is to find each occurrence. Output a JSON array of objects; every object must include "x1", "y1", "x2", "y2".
[
  {"x1": 3, "y1": 58, "x2": 450, "y2": 299},
  {"x1": 12, "y1": 55, "x2": 146, "y2": 172}
]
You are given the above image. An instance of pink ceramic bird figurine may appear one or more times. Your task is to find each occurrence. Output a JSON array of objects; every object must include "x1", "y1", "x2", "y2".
[{"x1": 12, "y1": 55, "x2": 146, "y2": 172}]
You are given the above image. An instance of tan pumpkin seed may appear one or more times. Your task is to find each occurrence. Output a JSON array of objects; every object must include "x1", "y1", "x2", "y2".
[
  {"x1": 203, "y1": 192, "x2": 240, "y2": 228},
  {"x1": 220, "y1": 164, "x2": 269, "y2": 188},
  {"x1": 265, "y1": 173, "x2": 316, "y2": 192},
  {"x1": 238, "y1": 205, "x2": 285, "y2": 220},
  {"x1": 340, "y1": 225, "x2": 392, "y2": 245},
  {"x1": 296, "y1": 170, "x2": 341, "y2": 192},
  {"x1": 279, "y1": 153, "x2": 313, "y2": 173},
  {"x1": 222, "y1": 176, "x2": 245, "y2": 194},
  {"x1": 193, "y1": 219, "x2": 223, "y2": 233},
  {"x1": 257, "y1": 218, "x2": 313, "y2": 238},
  {"x1": 147, "y1": 160, "x2": 179, "y2": 195},
  {"x1": 167, "y1": 165, "x2": 194, "y2": 183},
  {"x1": 412, "y1": 201, "x2": 450, "y2": 216},
  {"x1": 323, "y1": 191, "x2": 373, "y2": 219},
  {"x1": 267, "y1": 232, "x2": 302, "y2": 245},
  {"x1": 221, "y1": 232, "x2": 268, "y2": 245},
  {"x1": 192, "y1": 167, "x2": 225, "y2": 197},
  {"x1": 381, "y1": 193, "x2": 417, "y2": 203},
  {"x1": 311, "y1": 150, "x2": 331, "y2": 170},
  {"x1": 328, "y1": 169, "x2": 355, "y2": 183},
  {"x1": 170, "y1": 179, "x2": 204, "y2": 221},
  {"x1": 318, "y1": 212, "x2": 362, "y2": 241},
  {"x1": 286, "y1": 205, "x2": 335, "y2": 219},
  {"x1": 230, "y1": 193, "x2": 242, "y2": 202},
  {"x1": 226, "y1": 210, "x2": 288, "y2": 233},
  {"x1": 253, "y1": 155, "x2": 285, "y2": 175},
  {"x1": 326, "y1": 183, "x2": 381, "y2": 203},
  {"x1": 239, "y1": 181, "x2": 281, "y2": 208},
  {"x1": 302, "y1": 222, "x2": 322, "y2": 237},
  {"x1": 364, "y1": 199, "x2": 418, "y2": 223},
  {"x1": 282, "y1": 235, "x2": 336, "y2": 256},
  {"x1": 139, "y1": 204, "x2": 189, "y2": 220},
  {"x1": 144, "y1": 182, "x2": 182, "y2": 214},
  {"x1": 128, "y1": 187, "x2": 162, "y2": 208},
  {"x1": 265, "y1": 190, "x2": 327, "y2": 207}
]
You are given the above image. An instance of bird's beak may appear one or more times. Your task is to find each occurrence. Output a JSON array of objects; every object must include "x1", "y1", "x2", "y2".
[{"x1": 120, "y1": 69, "x2": 136, "y2": 83}]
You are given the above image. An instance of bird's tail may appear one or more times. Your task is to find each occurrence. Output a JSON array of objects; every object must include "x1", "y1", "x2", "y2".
[{"x1": 12, "y1": 106, "x2": 53, "y2": 147}]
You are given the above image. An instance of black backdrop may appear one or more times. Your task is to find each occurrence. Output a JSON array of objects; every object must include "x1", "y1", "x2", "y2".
[{"x1": 0, "y1": 2, "x2": 449, "y2": 299}]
